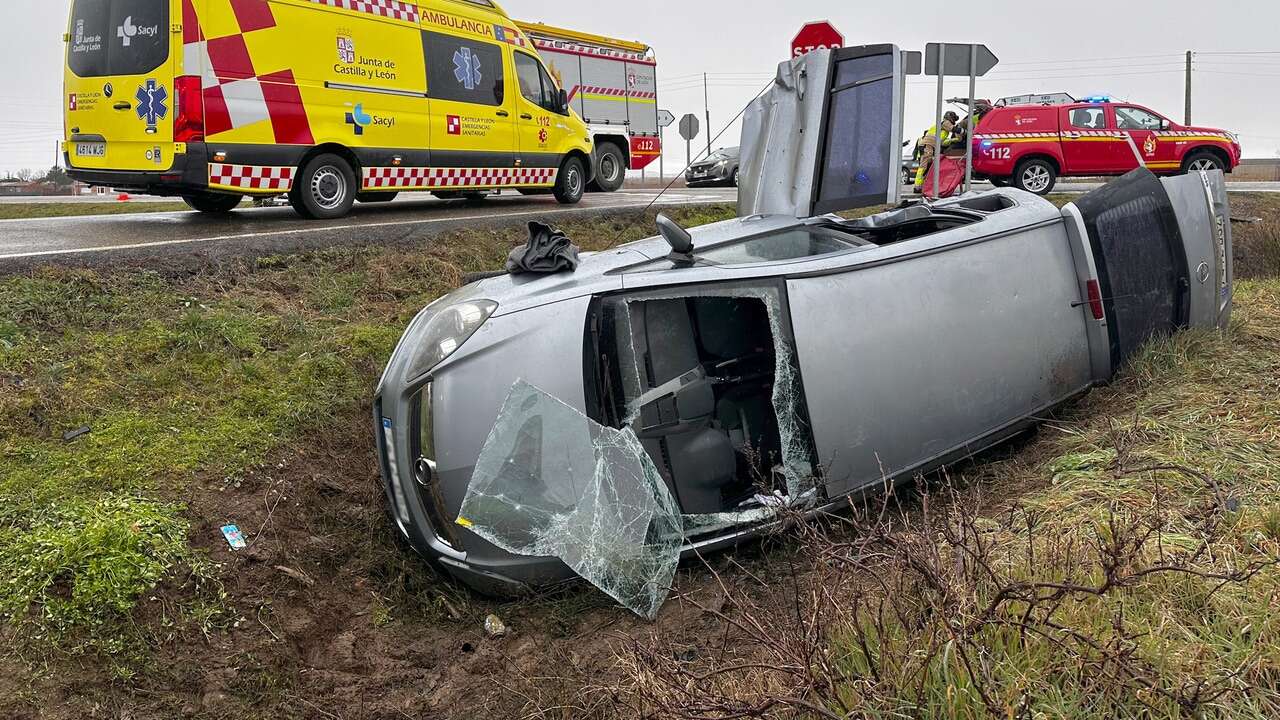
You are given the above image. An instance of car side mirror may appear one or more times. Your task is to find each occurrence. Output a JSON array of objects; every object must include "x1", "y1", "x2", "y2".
[
  {"x1": 656, "y1": 213, "x2": 695, "y2": 266},
  {"x1": 558, "y1": 89, "x2": 569, "y2": 114},
  {"x1": 1160, "y1": 119, "x2": 1170, "y2": 130}
]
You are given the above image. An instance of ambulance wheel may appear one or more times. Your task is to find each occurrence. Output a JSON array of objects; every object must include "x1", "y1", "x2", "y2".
[
  {"x1": 291, "y1": 154, "x2": 356, "y2": 219},
  {"x1": 554, "y1": 157, "x2": 586, "y2": 204},
  {"x1": 1182, "y1": 151, "x2": 1223, "y2": 174},
  {"x1": 589, "y1": 143, "x2": 626, "y2": 193},
  {"x1": 1012, "y1": 159, "x2": 1056, "y2": 195},
  {"x1": 183, "y1": 192, "x2": 243, "y2": 214},
  {"x1": 356, "y1": 192, "x2": 398, "y2": 203}
]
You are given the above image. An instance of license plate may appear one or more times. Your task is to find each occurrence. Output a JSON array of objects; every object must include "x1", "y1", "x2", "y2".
[{"x1": 76, "y1": 142, "x2": 105, "y2": 158}]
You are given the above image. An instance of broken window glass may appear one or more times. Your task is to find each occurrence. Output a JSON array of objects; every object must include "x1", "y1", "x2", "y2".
[{"x1": 456, "y1": 380, "x2": 683, "y2": 619}]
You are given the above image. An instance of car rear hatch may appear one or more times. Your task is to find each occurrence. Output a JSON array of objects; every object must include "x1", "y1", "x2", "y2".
[
  {"x1": 1064, "y1": 168, "x2": 1232, "y2": 371},
  {"x1": 64, "y1": 0, "x2": 178, "y2": 172}
]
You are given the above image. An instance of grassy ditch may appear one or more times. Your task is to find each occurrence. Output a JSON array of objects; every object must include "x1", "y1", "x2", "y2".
[
  {"x1": 0, "y1": 193, "x2": 1278, "y2": 718},
  {"x1": 0, "y1": 205, "x2": 735, "y2": 665}
]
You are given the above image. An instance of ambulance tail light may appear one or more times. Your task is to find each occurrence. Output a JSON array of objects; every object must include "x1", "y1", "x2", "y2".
[{"x1": 174, "y1": 76, "x2": 205, "y2": 143}]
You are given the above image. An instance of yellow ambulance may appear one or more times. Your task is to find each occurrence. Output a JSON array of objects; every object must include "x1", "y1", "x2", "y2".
[{"x1": 63, "y1": 0, "x2": 595, "y2": 218}]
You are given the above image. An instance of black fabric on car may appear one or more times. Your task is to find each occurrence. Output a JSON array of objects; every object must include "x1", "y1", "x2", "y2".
[
  {"x1": 505, "y1": 221, "x2": 580, "y2": 275},
  {"x1": 1072, "y1": 168, "x2": 1189, "y2": 368}
]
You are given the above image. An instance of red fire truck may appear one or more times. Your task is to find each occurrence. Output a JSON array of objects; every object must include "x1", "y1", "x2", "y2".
[
  {"x1": 516, "y1": 21, "x2": 661, "y2": 192},
  {"x1": 972, "y1": 95, "x2": 1241, "y2": 195}
]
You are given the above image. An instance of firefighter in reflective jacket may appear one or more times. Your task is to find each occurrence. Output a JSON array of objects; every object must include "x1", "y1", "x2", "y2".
[{"x1": 913, "y1": 112, "x2": 959, "y2": 192}]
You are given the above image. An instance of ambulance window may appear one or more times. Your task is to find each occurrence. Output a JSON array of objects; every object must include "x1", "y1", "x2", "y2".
[
  {"x1": 68, "y1": 0, "x2": 170, "y2": 78},
  {"x1": 515, "y1": 53, "x2": 546, "y2": 106},
  {"x1": 1116, "y1": 107, "x2": 1163, "y2": 131},
  {"x1": 424, "y1": 32, "x2": 505, "y2": 107}
]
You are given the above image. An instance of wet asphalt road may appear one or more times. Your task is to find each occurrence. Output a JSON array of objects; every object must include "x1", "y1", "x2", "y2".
[{"x1": 0, "y1": 188, "x2": 738, "y2": 266}]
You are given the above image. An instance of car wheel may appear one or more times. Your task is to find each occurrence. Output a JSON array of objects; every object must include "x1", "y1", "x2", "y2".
[
  {"x1": 590, "y1": 143, "x2": 626, "y2": 193},
  {"x1": 989, "y1": 177, "x2": 1009, "y2": 188},
  {"x1": 730, "y1": 167, "x2": 740, "y2": 187},
  {"x1": 1182, "y1": 151, "x2": 1223, "y2": 174},
  {"x1": 356, "y1": 191, "x2": 398, "y2": 204},
  {"x1": 183, "y1": 192, "x2": 243, "y2": 214},
  {"x1": 291, "y1": 153, "x2": 357, "y2": 219},
  {"x1": 1012, "y1": 159, "x2": 1056, "y2": 195},
  {"x1": 553, "y1": 156, "x2": 586, "y2": 204}
]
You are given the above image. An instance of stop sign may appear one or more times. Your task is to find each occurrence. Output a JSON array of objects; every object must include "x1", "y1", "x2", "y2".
[{"x1": 791, "y1": 21, "x2": 844, "y2": 58}]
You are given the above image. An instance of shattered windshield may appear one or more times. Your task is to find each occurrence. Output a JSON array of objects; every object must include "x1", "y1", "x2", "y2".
[{"x1": 456, "y1": 381, "x2": 684, "y2": 619}]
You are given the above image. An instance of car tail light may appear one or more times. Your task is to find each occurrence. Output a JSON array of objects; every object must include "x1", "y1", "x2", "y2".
[
  {"x1": 1086, "y1": 279, "x2": 1106, "y2": 320},
  {"x1": 174, "y1": 76, "x2": 205, "y2": 143}
]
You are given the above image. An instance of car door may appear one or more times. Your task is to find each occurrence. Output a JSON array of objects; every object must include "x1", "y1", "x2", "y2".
[
  {"x1": 422, "y1": 30, "x2": 515, "y2": 174},
  {"x1": 1060, "y1": 105, "x2": 1122, "y2": 174},
  {"x1": 1114, "y1": 105, "x2": 1166, "y2": 172},
  {"x1": 784, "y1": 210, "x2": 1095, "y2": 497},
  {"x1": 512, "y1": 50, "x2": 571, "y2": 180}
]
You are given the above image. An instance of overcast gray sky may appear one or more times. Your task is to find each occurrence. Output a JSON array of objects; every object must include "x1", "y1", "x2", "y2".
[{"x1": 4, "y1": 1, "x2": 1279, "y2": 176}]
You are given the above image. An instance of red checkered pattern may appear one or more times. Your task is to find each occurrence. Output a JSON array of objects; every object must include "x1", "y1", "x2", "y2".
[
  {"x1": 363, "y1": 167, "x2": 557, "y2": 190},
  {"x1": 307, "y1": 0, "x2": 420, "y2": 22},
  {"x1": 183, "y1": 0, "x2": 314, "y2": 144},
  {"x1": 209, "y1": 163, "x2": 295, "y2": 191},
  {"x1": 568, "y1": 85, "x2": 657, "y2": 102}
]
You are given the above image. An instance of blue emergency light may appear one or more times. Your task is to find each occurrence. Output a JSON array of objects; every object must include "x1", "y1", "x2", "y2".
[{"x1": 1082, "y1": 95, "x2": 1113, "y2": 103}]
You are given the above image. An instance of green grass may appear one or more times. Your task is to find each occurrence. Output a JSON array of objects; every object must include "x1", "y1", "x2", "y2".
[
  {"x1": 0, "y1": 204, "x2": 737, "y2": 664},
  {"x1": 0, "y1": 201, "x2": 202, "y2": 219}
]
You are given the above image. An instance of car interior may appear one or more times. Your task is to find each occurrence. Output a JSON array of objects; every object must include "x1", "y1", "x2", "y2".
[{"x1": 588, "y1": 292, "x2": 790, "y2": 516}]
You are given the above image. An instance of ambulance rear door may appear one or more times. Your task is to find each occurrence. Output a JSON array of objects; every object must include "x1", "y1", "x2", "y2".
[{"x1": 65, "y1": 0, "x2": 179, "y2": 172}]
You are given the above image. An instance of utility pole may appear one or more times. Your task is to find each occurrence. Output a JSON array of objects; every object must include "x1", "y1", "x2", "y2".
[
  {"x1": 703, "y1": 73, "x2": 711, "y2": 157},
  {"x1": 1185, "y1": 50, "x2": 1193, "y2": 126}
]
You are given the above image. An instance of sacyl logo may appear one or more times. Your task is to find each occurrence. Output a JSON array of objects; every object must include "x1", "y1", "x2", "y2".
[{"x1": 117, "y1": 16, "x2": 159, "y2": 47}]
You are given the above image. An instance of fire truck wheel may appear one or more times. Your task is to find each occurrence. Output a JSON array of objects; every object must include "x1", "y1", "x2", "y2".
[
  {"x1": 554, "y1": 156, "x2": 586, "y2": 204},
  {"x1": 356, "y1": 192, "x2": 398, "y2": 203},
  {"x1": 291, "y1": 154, "x2": 357, "y2": 219},
  {"x1": 590, "y1": 143, "x2": 626, "y2": 193},
  {"x1": 1012, "y1": 159, "x2": 1056, "y2": 196},
  {"x1": 182, "y1": 192, "x2": 243, "y2": 214},
  {"x1": 1182, "y1": 151, "x2": 1223, "y2": 174}
]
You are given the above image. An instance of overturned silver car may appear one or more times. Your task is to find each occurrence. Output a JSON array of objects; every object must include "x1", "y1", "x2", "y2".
[{"x1": 373, "y1": 46, "x2": 1233, "y2": 617}]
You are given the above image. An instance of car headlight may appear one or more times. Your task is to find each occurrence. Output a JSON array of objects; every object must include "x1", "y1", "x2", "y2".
[{"x1": 406, "y1": 299, "x2": 498, "y2": 379}]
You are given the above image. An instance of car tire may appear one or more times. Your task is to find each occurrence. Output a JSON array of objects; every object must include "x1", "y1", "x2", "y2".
[
  {"x1": 553, "y1": 156, "x2": 586, "y2": 205},
  {"x1": 1012, "y1": 159, "x2": 1056, "y2": 195},
  {"x1": 590, "y1": 143, "x2": 626, "y2": 193},
  {"x1": 183, "y1": 192, "x2": 243, "y2": 214},
  {"x1": 290, "y1": 153, "x2": 357, "y2": 219},
  {"x1": 989, "y1": 177, "x2": 1009, "y2": 188},
  {"x1": 730, "y1": 167, "x2": 740, "y2": 187},
  {"x1": 1182, "y1": 150, "x2": 1223, "y2": 174},
  {"x1": 356, "y1": 191, "x2": 398, "y2": 204}
]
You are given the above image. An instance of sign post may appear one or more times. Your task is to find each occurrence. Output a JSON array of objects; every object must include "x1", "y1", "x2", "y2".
[
  {"x1": 678, "y1": 113, "x2": 700, "y2": 177},
  {"x1": 924, "y1": 42, "x2": 999, "y2": 198},
  {"x1": 658, "y1": 110, "x2": 675, "y2": 181},
  {"x1": 791, "y1": 21, "x2": 844, "y2": 58}
]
